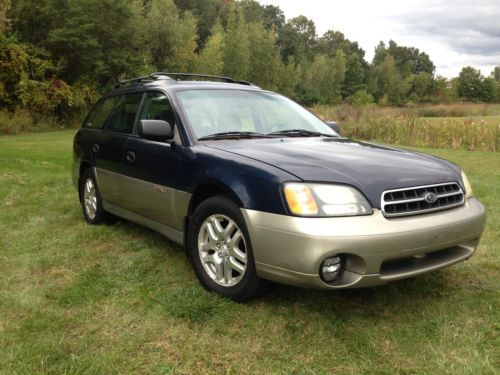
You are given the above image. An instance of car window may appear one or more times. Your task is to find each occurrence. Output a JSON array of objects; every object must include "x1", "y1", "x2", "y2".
[
  {"x1": 176, "y1": 90, "x2": 335, "y2": 138},
  {"x1": 84, "y1": 96, "x2": 121, "y2": 129},
  {"x1": 108, "y1": 93, "x2": 143, "y2": 134},
  {"x1": 140, "y1": 92, "x2": 176, "y2": 127}
]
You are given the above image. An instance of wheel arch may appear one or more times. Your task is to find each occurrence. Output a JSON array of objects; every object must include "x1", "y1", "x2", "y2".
[
  {"x1": 78, "y1": 161, "x2": 93, "y2": 202},
  {"x1": 183, "y1": 181, "x2": 244, "y2": 250}
]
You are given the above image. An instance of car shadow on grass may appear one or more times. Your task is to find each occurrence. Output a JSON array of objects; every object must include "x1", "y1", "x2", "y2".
[
  {"x1": 73, "y1": 216, "x2": 482, "y2": 330},
  {"x1": 114, "y1": 216, "x2": 461, "y2": 303},
  {"x1": 254, "y1": 271, "x2": 467, "y2": 327}
]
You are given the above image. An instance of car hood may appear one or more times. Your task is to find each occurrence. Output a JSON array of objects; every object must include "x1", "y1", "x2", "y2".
[{"x1": 204, "y1": 137, "x2": 462, "y2": 208}]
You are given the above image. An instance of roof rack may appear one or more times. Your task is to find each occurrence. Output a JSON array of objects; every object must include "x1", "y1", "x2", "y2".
[
  {"x1": 114, "y1": 74, "x2": 156, "y2": 88},
  {"x1": 115, "y1": 72, "x2": 255, "y2": 88}
]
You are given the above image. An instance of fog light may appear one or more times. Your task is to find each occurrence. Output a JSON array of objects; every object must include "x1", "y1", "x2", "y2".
[{"x1": 321, "y1": 256, "x2": 343, "y2": 282}]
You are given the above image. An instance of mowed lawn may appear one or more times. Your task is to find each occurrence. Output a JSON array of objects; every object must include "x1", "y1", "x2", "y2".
[{"x1": 0, "y1": 131, "x2": 498, "y2": 374}]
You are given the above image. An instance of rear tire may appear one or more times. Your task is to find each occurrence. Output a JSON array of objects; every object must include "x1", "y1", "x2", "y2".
[
  {"x1": 187, "y1": 196, "x2": 262, "y2": 302},
  {"x1": 79, "y1": 169, "x2": 114, "y2": 225}
]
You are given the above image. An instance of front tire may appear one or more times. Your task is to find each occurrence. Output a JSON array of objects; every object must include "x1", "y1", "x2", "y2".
[{"x1": 187, "y1": 196, "x2": 261, "y2": 301}]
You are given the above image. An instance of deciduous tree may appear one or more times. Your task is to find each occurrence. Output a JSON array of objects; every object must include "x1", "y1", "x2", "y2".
[
  {"x1": 457, "y1": 67, "x2": 484, "y2": 101},
  {"x1": 278, "y1": 15, "x2": 316, "y2": 64},
  {"x1": 144, "y1": 0, "x2": 197, "y2": 72}
]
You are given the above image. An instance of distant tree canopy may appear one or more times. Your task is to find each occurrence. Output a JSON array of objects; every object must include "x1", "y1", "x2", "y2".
[{"x1": 1, "y1": 0, "x2": 499, "y2": 118}]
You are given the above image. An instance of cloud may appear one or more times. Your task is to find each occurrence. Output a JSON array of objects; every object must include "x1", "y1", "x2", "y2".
[{"x1": 397, "y1": 1, "x2": 500, "y2": 57}]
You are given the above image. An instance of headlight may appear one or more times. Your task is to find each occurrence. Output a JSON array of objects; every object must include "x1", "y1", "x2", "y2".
[
  {"x1": 461, "y1": 171, "x2": 473, "y2": 198},
  {"x1": 283, "y1": 183, "x2": 373, "y2": 217}
]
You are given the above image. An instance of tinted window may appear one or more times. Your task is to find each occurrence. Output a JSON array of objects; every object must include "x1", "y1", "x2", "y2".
[
  {"x1": 140, "y1": 92, "x2": 176, "y2": 127},
  {"x1": 85, "y1": 96, "x2": 121, "y2": 129},
  {"x1": 108, "y1": 93, "x2": 143, "y2": 134}
]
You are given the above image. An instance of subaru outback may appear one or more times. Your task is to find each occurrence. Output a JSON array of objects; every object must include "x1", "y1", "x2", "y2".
[{"x1": 72, "y1": 73, "x2": 486, "y2": 301}]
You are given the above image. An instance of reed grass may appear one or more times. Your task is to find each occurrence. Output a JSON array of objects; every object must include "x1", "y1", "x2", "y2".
[{"x1": 313, "y1": 104, "x2": 500, "y2": 152}]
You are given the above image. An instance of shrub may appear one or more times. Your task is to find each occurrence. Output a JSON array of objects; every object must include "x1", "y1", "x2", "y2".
[
  {"x1": 18, "y1": 78, "x2": 97, "y2": 119},
  {"x1": 351, "y1": 90, "x2": 375, "y2": 106}
]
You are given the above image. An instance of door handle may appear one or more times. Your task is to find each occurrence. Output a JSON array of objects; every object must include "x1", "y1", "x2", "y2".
[
  {"x1": 92, "y1": 144, "x2": 100, "y2": 153},
  {"x1": 126, "y1": 151, "x2": 136, "y2": 162}
]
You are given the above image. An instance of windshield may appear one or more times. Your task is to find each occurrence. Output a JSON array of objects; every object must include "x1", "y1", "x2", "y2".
[{"x1": 175, "y1": 89, "x2": 337, "y2": 139}]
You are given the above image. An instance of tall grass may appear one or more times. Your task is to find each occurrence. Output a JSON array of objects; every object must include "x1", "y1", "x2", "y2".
[
  {"x1": 314, "y1": 104, "x2": 500, "y2": 152},
  {"x1": 0, "y1": 109, "x2": 82, "y2": 135},
  {"x1": 410, "y1": 103, "x2": 500, "y2": 118}
]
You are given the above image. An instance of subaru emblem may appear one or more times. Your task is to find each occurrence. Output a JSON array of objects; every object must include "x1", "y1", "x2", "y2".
[{"x1": 424, "y1": 192, "x2": 438, "y2": 203}]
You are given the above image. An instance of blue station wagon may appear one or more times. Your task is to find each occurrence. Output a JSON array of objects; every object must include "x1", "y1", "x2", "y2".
[{"x1": 73, "y1": 73, "x2": 486, "y2": 301}]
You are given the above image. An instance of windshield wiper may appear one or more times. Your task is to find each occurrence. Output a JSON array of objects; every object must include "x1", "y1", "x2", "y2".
[
  {"x1": 198, "y1": 131, "x2": 271, "y2": 141},
  {"x1": 267, "y1": 129, "x2": 337, "y2": 138}
]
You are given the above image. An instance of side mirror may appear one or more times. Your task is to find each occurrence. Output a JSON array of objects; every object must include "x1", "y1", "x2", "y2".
[
  {"x1": 325, "y1": 121, "x2": 340, "y2": 135},
  {"x1": 139, "y1": 120, "x2": 173, "y2": 142}
]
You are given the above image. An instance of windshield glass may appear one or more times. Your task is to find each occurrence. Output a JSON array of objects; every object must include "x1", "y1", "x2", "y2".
[{"x1": 175, "y1": 89, "x2": 337, "y2": 139}]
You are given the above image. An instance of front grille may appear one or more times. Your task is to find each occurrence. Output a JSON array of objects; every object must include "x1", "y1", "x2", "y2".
[{"x1": 381, "y1": 182, "x2": 464, "y2": 217}]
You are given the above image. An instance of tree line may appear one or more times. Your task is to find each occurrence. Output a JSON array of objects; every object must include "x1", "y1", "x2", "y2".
[{"x1": 1, "y1": 0, "x2": 499, "y2": 120}]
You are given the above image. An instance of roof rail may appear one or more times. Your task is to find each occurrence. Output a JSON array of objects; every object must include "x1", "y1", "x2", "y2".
[
  {"x1": 152, "y1": 72, "x2": 254, "y2": 86},
  {"x1": 114, "y1": 74, "x2": 157, "y2": 88},
  {"x1": 115, "y1": 72, "x2": 255, "y2": 88}
]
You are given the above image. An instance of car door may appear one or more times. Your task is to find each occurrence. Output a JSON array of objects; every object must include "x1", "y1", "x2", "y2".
[
  {"x1": 121, "y1": 91, "x2": 188, "y2": 231},
  {"x1": 81, "y1": 95, "x2": 121, "y2": 160},
  {"x1": 93, "y1": 92, "x2": 144, "y2": 206}
]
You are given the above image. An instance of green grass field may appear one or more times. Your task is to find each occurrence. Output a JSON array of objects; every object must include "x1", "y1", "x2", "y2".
[{"x1": 0, "y1": 131, "x2": 498, "y2": 374}]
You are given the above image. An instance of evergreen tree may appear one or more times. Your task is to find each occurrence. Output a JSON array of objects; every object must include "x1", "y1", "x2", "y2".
[
  {"x1": 492, "y1": 66, "x2": 500, "y2": 81},
  {"x1": 492, "y1": 67, "x2": 500, "y2": 102},
  {"x1": 276, "y1": 59, "x2": 297, "y2": 98},
  {"x1": 194, "y1": 21, "x2": 224, "y2": 75},
  {"x1": 247, "y1": 22, "x2": 280, "y2": 88},
  {"x1": 331, "y1": 50, "x2": 347, "y2": 103},
  {"x1": 372, "y1": 42, "x2": 388, "y2": 67},
  {"x1": 222, "y1": 7, "x2": 249, "y2": 80},
  {"x1": 343, "y1": 53, "x2": 366, "y2": 98}
]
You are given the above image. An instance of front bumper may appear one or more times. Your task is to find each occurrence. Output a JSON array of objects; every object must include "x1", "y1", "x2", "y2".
[{"x1": 242, "y1": 198, "x2": 486, "y2": 289}]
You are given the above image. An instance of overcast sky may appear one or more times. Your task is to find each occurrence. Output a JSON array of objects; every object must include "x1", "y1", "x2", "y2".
[{"x1": 259, "y1": 0, "x2": 500, "y2": 78}]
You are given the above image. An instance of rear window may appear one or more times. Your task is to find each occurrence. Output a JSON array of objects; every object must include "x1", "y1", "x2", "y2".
[
  {"x1": 84, "y1": 96, "x2": 121, "y2": 129},
  {"x1": 108, "y1": 93, "x2": 144, "y2": 134}
]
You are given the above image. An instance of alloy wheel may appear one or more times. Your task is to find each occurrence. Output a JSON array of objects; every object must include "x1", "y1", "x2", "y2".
[
  {"x1": 197, "y1": 214, "x2": 248, "y2": 287},
  {"x1": 83, "y1": 178, "x2": 97, "y2": 220}
]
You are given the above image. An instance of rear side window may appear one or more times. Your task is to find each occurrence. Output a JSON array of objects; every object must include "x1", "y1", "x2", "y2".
[
  {"x1": 140, "y1": 92, "x2": 176, "y2": 126},
  {"x1": 84, "y1": 96, "x2": 121, "y2": 129},
  {"x1": 108, "y1": 93, "x2": 144, "y2": 134}
]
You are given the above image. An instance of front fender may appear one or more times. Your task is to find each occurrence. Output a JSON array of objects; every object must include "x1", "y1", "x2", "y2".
[{"x1": 180, "y1": 146, "x2": 300, "y2": 215}]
